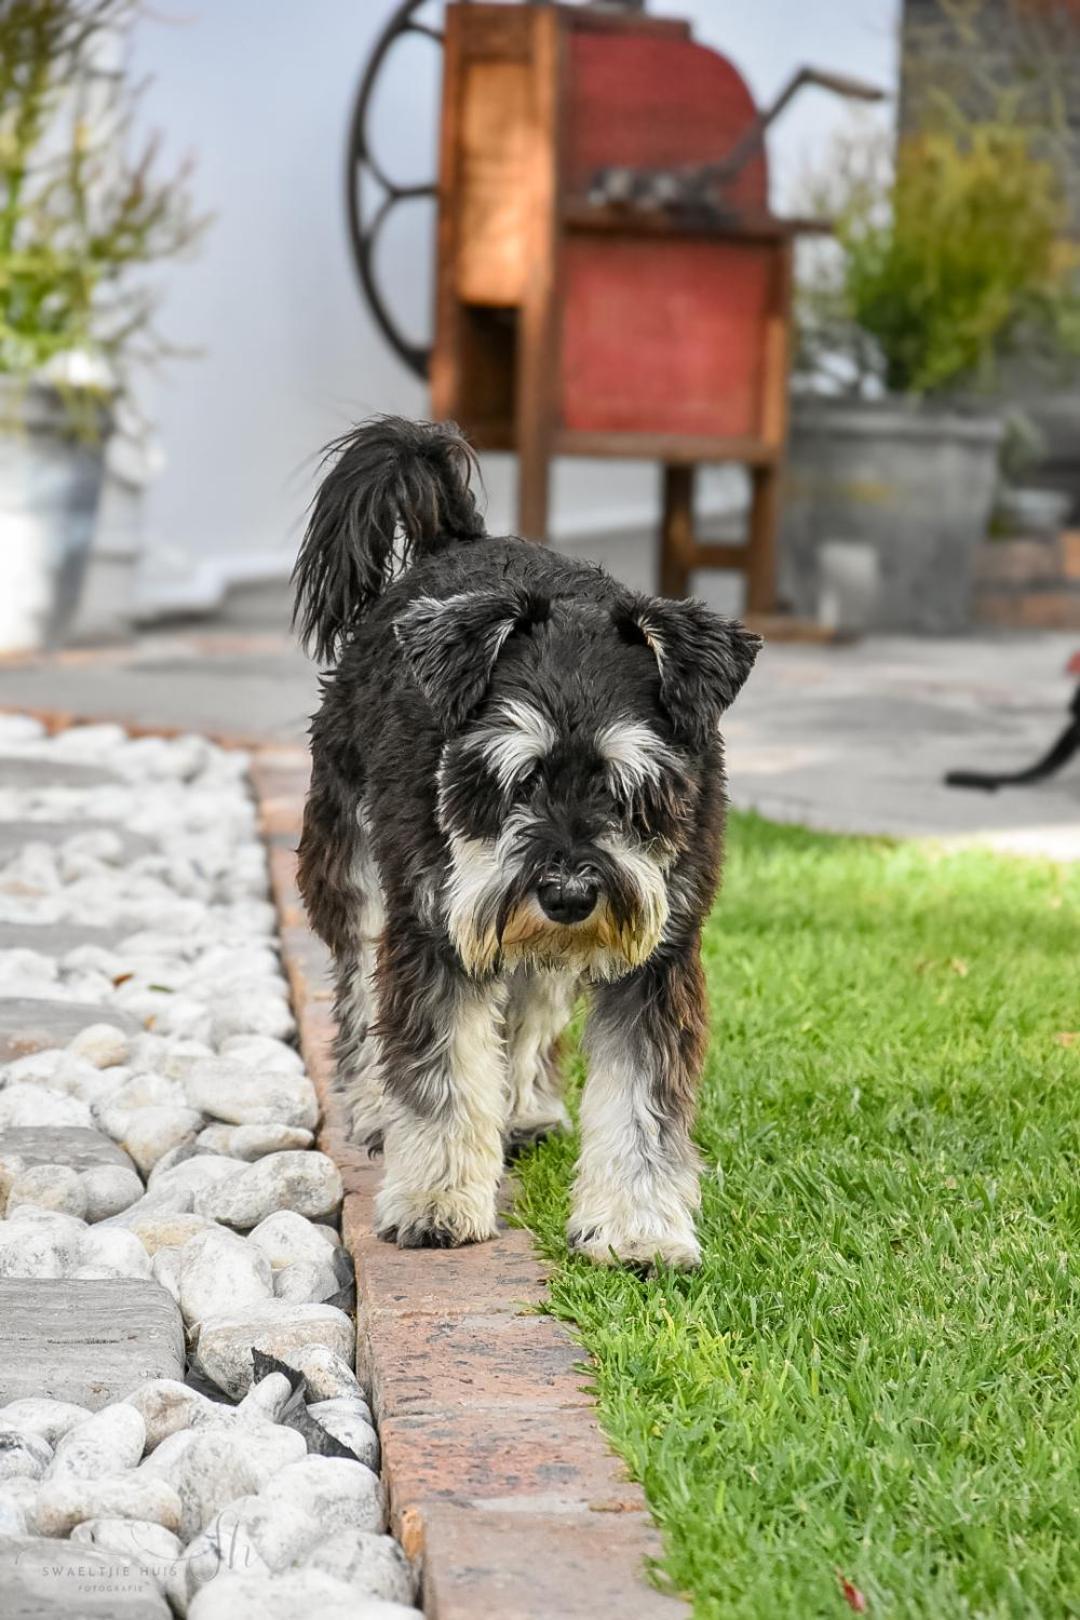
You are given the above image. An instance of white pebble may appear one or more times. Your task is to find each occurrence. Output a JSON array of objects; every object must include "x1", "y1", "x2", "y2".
[
  {"x1": 6, "y1": 1163, "x2": 88, "y2": 1219},
  {"x1": 274, "y1": 1344, "x2": 363, "y2": 1403},
  {"x1": 183, "y1": 1060, "x2": 317, "y2": 1131},
  {"x1": 196, "y1": 1122, "x2": 314, "y2": 1160},
  {"x1": 0, "y1": 1208, "x2": 87, "y2": 1278},
  {"x1": 193, "y1": 1151, "x2": 342, "y2": 1229},
  {"x1": 274, "y1": 1259, "x2": 342, "y2": 1305},
  {"x1": 0, "y1": 1492, "x2": 27, "y2": 1534},
  {"x1": 187, "y1": 1570, "x2": 420, "y2": 1620},
  {"x1": 0, "y1": 1084, "x2": 92, "y2": 1129},
  {"x1": 306, "y1": 1397, "x2": 379, "y2": 1470},
  {"x1": 124, "y1": 1379, "x2": 219, "y2": 1451},
  {"x1": 76, "y1": 1224, "x2": 153, "y2": 1278},
  {"x1": 147, "y1": 1154, "x2": 242, "y2": 1199},
  {"x1": 299, "y1": 1528, "x2": 416, "y2": 1606},
  {"x1": 117, "y1": 1106, "x2": 204, "y2": 1176},
  {"x1": 219, "y1": 1035, "x2": 304, "y2": 1074},
  {"x1": 236, "y1": 1373, "x2": 293, "y2": 1425},
  {"x1": 172, "y1": 1425, "x2": 307, "y2": 1541},
  {"x1": 80, "y1": 1163, "x2": 144, "y2": 1221},
  {"x1": 178, "y1": 1225, "x2": 274, "y2": 1326},
  {"x1": 209, "y1": 992, "x2": 295, "y2": 1045},
  {"x1": 47, "y1": 1402, "x2": 146, "y2": 1481},
  {"x1": 69, "y1": 1022, "x2": 131, "y2": 1068},
  {"x1": 0, "y1": 1428, "x2": 52, "y2": 1481},
  {"x1": 69, "y1": 1513, "x2": 182, "y2": 1573},
  {"x1": 247, "y1": 1209, "x2": 339, "y2": 1272},
  {"x1": 260, "y1": 1454, "x2": 385, "y2": 1535},
  {"x1": 151, "y1": 1245, "x2": 182, "y2": 1304},
  {"x1": 34, "y1": 1471, "x2": 181, "y2": 1536},
  {"x1": 121, "y1": 1210, "x2": 216, "y2": 1256},
  {"x1": 195, "y1": 1303, "x2": 355, "y2": 1400},
  {"x1": 0, "y1": 1398, "x2": 90, "y2": 1446}
]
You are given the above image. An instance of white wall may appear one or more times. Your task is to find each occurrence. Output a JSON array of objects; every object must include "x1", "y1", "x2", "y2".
[{"x1": 129, "y1": 0, "x2": 898, "y2": 601}]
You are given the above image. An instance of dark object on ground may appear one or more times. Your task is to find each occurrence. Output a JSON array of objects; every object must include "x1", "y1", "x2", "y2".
[{"x1": 946, "y1": 670, "x2": 1080, "y2": 791}]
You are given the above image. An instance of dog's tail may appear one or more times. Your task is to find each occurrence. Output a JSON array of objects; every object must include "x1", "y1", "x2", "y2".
[{"x1": 292, "y1": 415, "x2": 485, "y2": 662}]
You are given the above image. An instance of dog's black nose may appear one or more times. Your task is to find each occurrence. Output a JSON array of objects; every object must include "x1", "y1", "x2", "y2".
[{"x1": 537, "y1": 874, "x2": 598, "y2": 925}]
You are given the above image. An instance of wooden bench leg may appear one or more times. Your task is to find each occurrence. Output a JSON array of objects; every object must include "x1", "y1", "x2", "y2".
[
  {"x1": 745, "y1": 464, "x2": 779, "y2": 615},
  {"x1": 660, "y1": 464, "x2": 695, "y2": 598}
]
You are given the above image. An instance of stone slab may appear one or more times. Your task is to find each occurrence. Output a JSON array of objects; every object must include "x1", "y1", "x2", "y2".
[
  {"x1": 0, "y1": 822, "x2": 155, "y2": 860},
  {"x1": 0, "y1": 923, "x2": 132, "y2": 956},
  {"x1": 0, "y1": 1279, "x2": 184, "y2": 1409},
  {"x1": 0, "y1": 1537, "x2": 169, "y2": 1619},
  {"x1": 0, "y1": 1127, "x2": 136, "y2": 1174},
  {"x1": 0, "y1": 1001, "x2": 139, "y2": 1061},
  {"x1": 380, "y1": 1407, "x2": 642, "y2": 1527},
  {"x1": 0, "y1": 758, "x2": 122, "y2": 789},
  {"x1": 360, "y1": 1308, "x2": 590, "y2": 1420},
  {"x1": 345, "y1": 1201, "x2": 550, "y2": 1320},
  {"x1": 420, "y1": 1505, "x2": 686, "y2": 1620}
]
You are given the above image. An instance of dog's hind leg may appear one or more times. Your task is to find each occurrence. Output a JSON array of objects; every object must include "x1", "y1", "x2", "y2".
[
  {"x1": 504, "y1": 969, "x2": 575, "y2": 1158},
  {"x1": 374, "y1": 920, "x2": 507, "y2": 1248},
  {"x1": 299, "y1": 776, "x2": 387, "y2": 1153},
  {"x1": 569, "y1": 944, "x2": 706, "y2": 1271}
]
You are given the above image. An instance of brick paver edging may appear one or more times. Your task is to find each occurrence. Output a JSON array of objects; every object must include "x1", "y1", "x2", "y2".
[{"x1": 250, "y1": 747, "x2": 687, "y2": 1620}]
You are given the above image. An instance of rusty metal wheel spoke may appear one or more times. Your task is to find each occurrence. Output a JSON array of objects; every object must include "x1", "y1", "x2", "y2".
[{"x1": 345, "y1": 0, "x2": 454, "y2": 379}]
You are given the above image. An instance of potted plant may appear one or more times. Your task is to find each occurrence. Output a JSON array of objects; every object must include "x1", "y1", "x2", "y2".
[
  {"x1": 0, "y1": 0, "x2": 203, "y2": 654},
  {"x1": 783, "y1": 118, "x2": 1080, "y2": 633}
]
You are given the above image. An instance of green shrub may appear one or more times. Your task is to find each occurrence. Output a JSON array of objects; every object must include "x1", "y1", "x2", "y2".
[
  {"x1": 0, "y1": 0, "x2": 206, "y2": 422},
  {"x1": 799, "y1": 119, "x2": 1080, "y2": 398}
]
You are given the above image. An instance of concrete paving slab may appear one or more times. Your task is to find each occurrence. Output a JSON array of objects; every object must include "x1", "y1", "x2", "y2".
[
  {"x1": 0, "y1": 924, "x2": 132, "y2": 955},
  {"x1": 0, "y1": 1279, "x2": 184, "y2": 1408},
  {"x1": 0, "y1": 1001, "x2": 139, "y2": 1061},
  {"x1": 0, "y1": 823, "x2": 156, "y2": 861},
  {"x1": 0, "y1": 1128, "x2": 136, "y2": 1174},
  {"x1": 0, "y1": 1536, "x2": 170, "y2": 1618},
  {"x1": 0, "y1": 759, "x2": 122, "y2": 789}
]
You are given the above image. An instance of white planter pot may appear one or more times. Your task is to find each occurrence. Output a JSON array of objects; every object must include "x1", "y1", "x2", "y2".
[{"x1": 0, "y1": 378, "x2": 110, "y2": 654}]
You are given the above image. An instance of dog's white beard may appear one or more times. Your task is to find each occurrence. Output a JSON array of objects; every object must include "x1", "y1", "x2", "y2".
[{"x1": 442, "y1": 819, "x2": 669, "y2": 980}]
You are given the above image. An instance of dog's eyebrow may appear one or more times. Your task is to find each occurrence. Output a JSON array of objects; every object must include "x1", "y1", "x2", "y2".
[
  {"x1": 595, "y1": 720, "x2": 669, "y2": 793},
  {"x1": 465, "y1": 699, "x2": 555, "y2": 791}
]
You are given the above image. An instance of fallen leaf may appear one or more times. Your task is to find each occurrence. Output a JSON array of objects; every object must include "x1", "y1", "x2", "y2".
[
  {"x1": 112, "y1": 971, "x2": 133, "y2": 987},
  {"x1": 836, "y1": 1570, "x2": 867, "y2": 1612},
  {"x1": 1054, "y1": 1032, "x2": 1080, "y2": 1048}
]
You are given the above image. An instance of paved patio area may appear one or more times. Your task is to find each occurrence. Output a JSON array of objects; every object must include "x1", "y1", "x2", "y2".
[{"x1": 1, "y1": 588, "x2": 1077, "y2": 858}]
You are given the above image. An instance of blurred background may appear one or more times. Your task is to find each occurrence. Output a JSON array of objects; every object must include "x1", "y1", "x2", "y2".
[{"x1": 3, "y1": 0, "x2": 1080, "y2": 853}]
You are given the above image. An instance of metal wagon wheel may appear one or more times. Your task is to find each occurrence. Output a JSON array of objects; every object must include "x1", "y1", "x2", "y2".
[{"x1": 345, "y1": 1, "x2": 645, "y2": 380}]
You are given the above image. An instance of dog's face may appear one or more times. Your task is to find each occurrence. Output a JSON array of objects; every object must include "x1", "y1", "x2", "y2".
[{"x1": 396, "y1": 587, "x2": 759, "y2": 978}]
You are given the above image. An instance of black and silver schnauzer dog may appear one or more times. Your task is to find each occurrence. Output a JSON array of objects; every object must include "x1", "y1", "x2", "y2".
[{"x1": 293, "y1": 417, "x2": 760, "y2": 1269}]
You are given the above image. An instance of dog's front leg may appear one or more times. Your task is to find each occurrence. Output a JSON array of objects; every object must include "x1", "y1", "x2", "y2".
[
  {"x1": 374, "y1": 928, "x2": 507, "y2": 1249},
  {"x1": 569, "y1": 945, "x2": 706, "y2": 1271}
]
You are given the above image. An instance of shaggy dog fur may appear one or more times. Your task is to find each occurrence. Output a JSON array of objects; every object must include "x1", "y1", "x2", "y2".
[{"x1": 293, "y1": 417, "x2": 759, "y2": 1269}]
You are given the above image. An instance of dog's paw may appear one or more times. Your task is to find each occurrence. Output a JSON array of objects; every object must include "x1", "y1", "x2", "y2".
[
  {"x1": 375, "y1": 1185, "x2": 498, "y2": 1251},
  {"x1": 566, "y1": 1220, "x2": 701, "y2": 1273}
]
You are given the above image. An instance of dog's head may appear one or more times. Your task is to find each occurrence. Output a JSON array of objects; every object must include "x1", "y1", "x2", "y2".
[{"x1": 395, "y1": 585, "x2": 760, "y2": 978}]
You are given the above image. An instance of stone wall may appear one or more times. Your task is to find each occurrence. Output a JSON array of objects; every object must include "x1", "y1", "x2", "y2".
[{"x1": 900, "y1": 0, "x2": 1080, "y2": 235}]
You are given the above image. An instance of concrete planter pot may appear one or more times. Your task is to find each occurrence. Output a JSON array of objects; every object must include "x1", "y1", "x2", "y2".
[
  {"x1": 0, "y1": 378, "x2": 110, "y2": 655},
  {"x1": 780, "y1": 397, "x2": 1004, "y2": 633}
]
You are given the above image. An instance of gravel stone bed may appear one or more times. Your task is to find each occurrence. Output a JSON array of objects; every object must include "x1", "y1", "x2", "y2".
[{"x1": 0, "y1": 716, "x2": 420, "y2": 1619}]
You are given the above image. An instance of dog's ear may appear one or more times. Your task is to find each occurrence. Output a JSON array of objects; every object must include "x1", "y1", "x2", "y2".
[
  {"x1": 394, "y1": 589, "x2": 545, "y2": 730},
  {"x1": 615, "y1": 595, "x2": 762, "y2": 750}
]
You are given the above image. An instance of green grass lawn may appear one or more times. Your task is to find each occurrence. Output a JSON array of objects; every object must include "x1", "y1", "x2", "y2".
[{"x1": 512, "y1": 814, "x2": 1080, "y2": 1619}]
